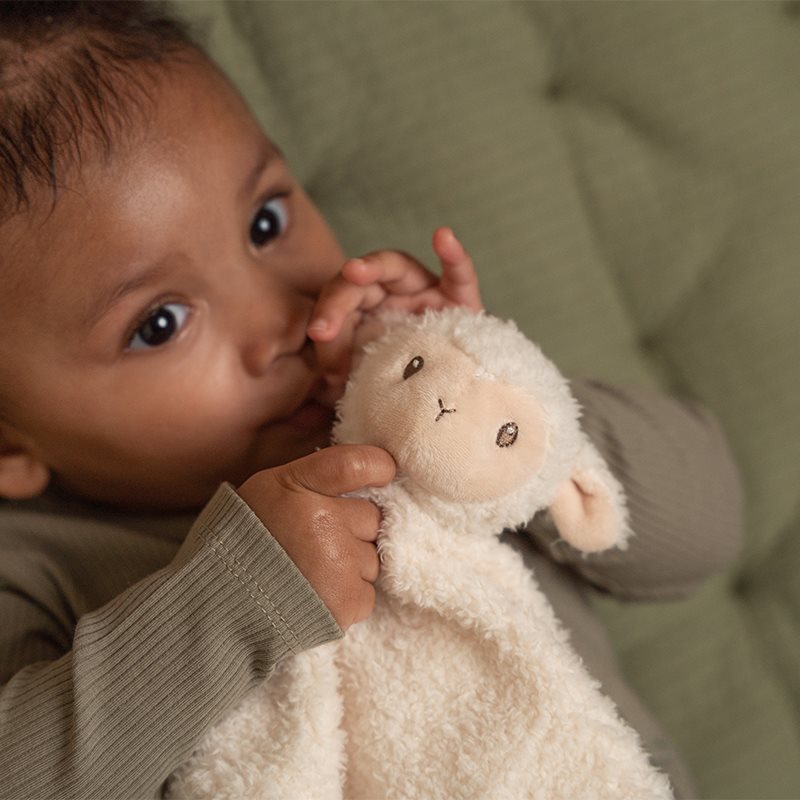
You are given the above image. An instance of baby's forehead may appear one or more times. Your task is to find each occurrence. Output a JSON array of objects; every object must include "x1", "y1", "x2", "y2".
[
  {"x1": 0, "y1": 52, "x2": 255, "y2": 256},
  {"x1": 1, "y1": 24, "x2": 202, "y2": 227}
]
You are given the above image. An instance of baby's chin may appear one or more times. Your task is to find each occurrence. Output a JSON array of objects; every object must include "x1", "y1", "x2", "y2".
[
  {"x1": 243, "y1": 403, "x2": 336, "y2": 474},
  {"x1": 51, "y1": 406, "x2": 337, "y2": 512},
  {"x1": 281, "y1": 399, "x2": 336, "y2": 437}
]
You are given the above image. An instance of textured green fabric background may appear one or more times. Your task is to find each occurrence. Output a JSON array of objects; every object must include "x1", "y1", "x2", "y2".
[{"x1": 173, "y1": 2, "x2": 800, "y2": 797}]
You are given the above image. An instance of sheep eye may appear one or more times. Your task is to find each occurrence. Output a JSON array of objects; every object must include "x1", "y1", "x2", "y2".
[
  {"x1": 496, "y1": 421, "x2": 519, "y2": 448},
  {"x1": 403, "y1": 356, "x2": 425, "y2": 380}
]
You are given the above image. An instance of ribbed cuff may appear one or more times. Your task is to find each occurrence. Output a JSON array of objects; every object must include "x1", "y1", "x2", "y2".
[{"x1": 176, "y1": 483, "x2": 342, "y2": 656}]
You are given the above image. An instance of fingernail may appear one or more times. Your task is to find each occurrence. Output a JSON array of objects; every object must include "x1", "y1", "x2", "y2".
[{"x1": 307, "y1": 318, "x2": 328, "y2": 334}]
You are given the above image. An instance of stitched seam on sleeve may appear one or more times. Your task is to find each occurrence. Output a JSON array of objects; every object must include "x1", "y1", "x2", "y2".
[{"x1": 197, "y1": 526, "x2": 303, "y2": 653}]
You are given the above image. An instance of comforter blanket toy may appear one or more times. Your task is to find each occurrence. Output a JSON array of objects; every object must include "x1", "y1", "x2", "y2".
[{"x1": 168, "y1": 307, "x2": 673, "y2": 800}]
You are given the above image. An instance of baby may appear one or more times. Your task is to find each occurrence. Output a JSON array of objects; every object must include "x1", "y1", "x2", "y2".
[
  {"x1": 0, "y1": 3, "x2": 742, "y2": 799},
  {"x1": 0, "y1": 0, "x2": 480, "y2": 610}
]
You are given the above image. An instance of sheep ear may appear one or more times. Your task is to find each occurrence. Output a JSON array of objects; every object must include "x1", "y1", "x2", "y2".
[{"x1": 548, "y1": 448, "x2": 630, "y2": 553}]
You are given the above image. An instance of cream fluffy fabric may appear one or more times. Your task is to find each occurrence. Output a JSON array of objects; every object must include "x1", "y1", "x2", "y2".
[{"x1": 168, "y1": 309, "x2": 672, "y2": 800}]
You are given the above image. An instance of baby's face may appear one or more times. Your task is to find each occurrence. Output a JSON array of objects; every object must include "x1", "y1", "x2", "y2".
[{"x1": 0, "y1": 53, "x2": 345, "y2": 509}]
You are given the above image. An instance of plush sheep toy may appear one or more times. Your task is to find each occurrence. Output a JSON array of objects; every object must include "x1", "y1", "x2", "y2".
[{"x1": 168, "y1": 307, "x2": 673, "y2": 800}]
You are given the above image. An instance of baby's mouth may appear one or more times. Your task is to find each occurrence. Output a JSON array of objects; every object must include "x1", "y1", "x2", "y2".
[
  {"x1": 299, "y1": 334, "x2": 317, "y2": 366},
  {"x1": 283, "y1": 397, "x2": 334, "y2": 433},
  {"x1": 309, "y1": 377, "x2": 343, "y2": 410},
  {"x1": 299, "y1": 337, "x2": 347, "y2": 408}
]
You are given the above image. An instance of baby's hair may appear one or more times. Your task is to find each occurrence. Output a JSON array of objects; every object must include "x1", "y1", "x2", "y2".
[{"x1": 0, "y1": 0, "x2": 196, "y2": 223}]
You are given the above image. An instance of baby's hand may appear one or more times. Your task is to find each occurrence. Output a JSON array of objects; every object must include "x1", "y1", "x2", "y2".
[
  {"x1": 237, "y1": 445, "x2": 395, "y2": 630},
  {"x1": 307, "y1": 227, "x2": 482, "y2": 390}
]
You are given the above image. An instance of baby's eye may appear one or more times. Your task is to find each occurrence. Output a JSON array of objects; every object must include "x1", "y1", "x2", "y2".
[
  {"x1": 128, "y1": 303, "x2": 190, "y2": 350},
  {"x1": 250, "y1": 196, "x2": 289, "y2": 248}
]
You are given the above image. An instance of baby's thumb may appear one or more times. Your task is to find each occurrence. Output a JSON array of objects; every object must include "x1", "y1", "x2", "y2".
[{"x1": 284, "y1": 445, "x2": 396, "y2": 498}]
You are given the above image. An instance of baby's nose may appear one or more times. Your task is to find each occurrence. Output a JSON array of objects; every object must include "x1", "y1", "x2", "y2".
[
  {"x1": 239, "y1": 285, "x2": 312, "y2": 377},
  {"x1": 242, "y1": 335, "x2": 280, "y2": 376}
]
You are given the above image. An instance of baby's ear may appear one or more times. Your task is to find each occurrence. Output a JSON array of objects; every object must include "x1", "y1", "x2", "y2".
[
  {"x1": 0, "y1": 428, "x2": 50, "y2": 500},
  {"x1": 548, "y1": 445, "x2": 629, "y2": 553}
]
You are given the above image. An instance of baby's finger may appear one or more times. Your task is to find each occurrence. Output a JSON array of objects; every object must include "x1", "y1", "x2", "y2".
[
  {"x1": 285, "y1": 445, "x2": 396, "y2": 498},
  {"x1": 341, "y1": 250, "x2": 437, "y2": 296},
  {"x1": 343, "y1": 497, "x2": 383, "y2": 542},
  {"x1": 432, "y1": 227, "x2": 483, "y2": 310},
  {"x1": 313, "y1": 309, "x2": 359, "y2": 383},
  {"x1": 358, "y1": 540, "x2": 381, "y2": 584},
  {"x1": 307, "y1": 274, "x2": 385, "y2": 343},
  {"x1": 350, "y1": 582, "x2": 376, "y2": 628}
]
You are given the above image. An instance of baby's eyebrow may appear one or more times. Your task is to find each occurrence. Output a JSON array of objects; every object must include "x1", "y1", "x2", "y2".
[
  {"x1": 82, "y1": 261, "x2": 173, "y2": 329},
  {"x1": 81, "y1": 142, "x2": 282, "y2": 329},
  {"x1": 239, "y1": 142, "x2": 283, "y2": 205}
]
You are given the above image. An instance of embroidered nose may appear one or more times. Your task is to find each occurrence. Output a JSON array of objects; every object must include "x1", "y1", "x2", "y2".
[{"x1": 435, "y1": 398, "x2": 456, "y2": 422}]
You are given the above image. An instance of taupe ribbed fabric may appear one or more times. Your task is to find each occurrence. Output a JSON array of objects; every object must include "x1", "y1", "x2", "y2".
[
  {"x1": 528, "y1": 379, "x2": 745, "y2": 600},
  {"x1": 0, "y1": 485, "x2": 342, "y2": 800},
  {"x1": 0, "y1": 381, "x2": 743, "y2": 799}
]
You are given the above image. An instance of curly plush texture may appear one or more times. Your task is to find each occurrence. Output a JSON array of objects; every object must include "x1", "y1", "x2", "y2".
[
  {"x1": 335, "y1": 308, "x2": 632, "y2": 549},
  {"x1": 168, "y1": 308, "x2": 671, "y2": 800}
]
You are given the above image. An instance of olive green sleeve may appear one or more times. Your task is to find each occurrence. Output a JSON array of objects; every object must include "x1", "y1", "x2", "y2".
[
  {"x1": 526, "y1": 380, "x2": 745, "y2": 600},
  {"x1": 0, "y1": 484, "x2": 342, "y2": 800}
]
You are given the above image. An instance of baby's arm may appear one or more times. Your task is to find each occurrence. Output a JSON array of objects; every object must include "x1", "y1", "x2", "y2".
[
  {"x1": 527, "y1": 380, "x2": 745, "y2": 599},
  {"x1": 0, "y1": 490, "x2": 335, "y2": 800},
  {"x1": 308, "y1": 227, "x2": 483, "y2": 391},
  {"x1": 0, "y1": 446, "x2": 392, "y2": 799}
]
